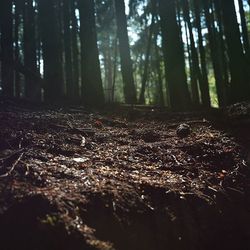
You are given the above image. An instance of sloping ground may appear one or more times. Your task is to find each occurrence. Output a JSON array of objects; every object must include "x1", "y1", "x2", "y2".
[{"x1": 0, "y1": 100, "x2": 250, "y2": 250}]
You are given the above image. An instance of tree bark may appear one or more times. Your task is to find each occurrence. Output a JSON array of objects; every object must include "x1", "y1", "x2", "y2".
[
  {"x1": 37, "y1": 0, "x2": 64, "y2": 103},
  {"x1": 213, "y1": 0, "x2": 230, "y2": 101},
  {"x1": 63, "y1": 0, "x2": 74, "y2": 100},
  {"x1": 114, "y1": 0, "x2": 137, "y2": 104},
  {"x1": 182, "y1": 0, "x2": 200, "y2": 106},
  {"x1": 153, "y1": 32, "x2": 164, "y2": 107},
  {"x1": 112, "y1": 36, "x2": 118, "y2": 103},
  {"x1": 71, "y1": 0, "x2": 80, "y2": 100},
  {"x1": 158, "y1": 0, "x2": 191, "y2": 111},
  {"x1": 0, "y1": 0, "x2": 14, "y2": 97},
  {"x1": 238, "y1": 0, "x2": 250, "y2": 57},
  {"x1": 104, "y1": 34, "x2": 113, "y2": 103},
  {"x1": 203, "y1": 0, "x2": 226, "y2": 107},
  {"x1": 139, "y1": 0, "x2": 156, "y2": 104},
  {"x1": 23, "y1": 0, "x2": 40, "y2": 101},
  {"x1": 79, "y1": 0, "x2": 104, "y2": 106},
  {"x1": 193, "y1": 0, "x2": 211, "y2": 107},
  {"x1": 14, "y1": 0, "x2": 21, "y2": 98},
  {"x1": 220, "y1": 0, "x2": 250, "y2": 103}
]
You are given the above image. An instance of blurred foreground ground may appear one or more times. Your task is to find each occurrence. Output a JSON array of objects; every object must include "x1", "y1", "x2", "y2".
[{"x1": 0, "y1": 99, "x2": 250, "y2": 250}]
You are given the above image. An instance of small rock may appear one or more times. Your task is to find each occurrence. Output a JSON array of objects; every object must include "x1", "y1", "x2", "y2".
[{"x1": 176, "y1": 123, "x2": 191, "y2": 138}]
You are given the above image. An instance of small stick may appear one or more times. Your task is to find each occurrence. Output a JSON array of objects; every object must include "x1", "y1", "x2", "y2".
[{"x1": 0, "y1": 152, "x2": 24, "y2": 178}]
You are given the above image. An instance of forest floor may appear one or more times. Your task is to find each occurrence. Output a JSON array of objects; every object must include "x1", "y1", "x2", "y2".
[{"x1": 0, "y1": 98, "x2": 250, "y2": 250}]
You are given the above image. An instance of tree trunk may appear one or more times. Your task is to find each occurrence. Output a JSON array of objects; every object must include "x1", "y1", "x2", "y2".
[
  {"x1": 105, "y1": 35, "x2": 113, "y2": 103},
  {"x1": 182, "y1": 0, "x2": 200, "y2": 106},
  {"x1": 71, "y1": 0, "x2": 80, "y2": 100},
  {"x1": 63, "y1": 0, "x2": 74, "y2": 100},
  {"x1": 158, "y1": 0, "x2": 191, "y2": 111},
  {"x1": 193, "y1": 0, "x2": 211, "y2": 108},
  {"x1": 153, "y1": 32, "x2": 164, "y2": 107},
  {"x1": 37, "y1": 0, "x2": 64, "y2": 103},
  {"x1": 78, "y1": 0, "x2": 104, "y2": 106},
  {"x1": 139, "y1": 0, "x2": 156, "y2": 104},
  {"x1": 114, "y1": 0, "x2": 137, "y2": 104},
  {"x1": 213, "y1": 0, "x2": 230, "y2": 101},
  {"x1": 0, "y1": 0, "x2": 14, "y2": 97},
  {"x1": 23, "y1": 0, "x2": 40, "y2": 101},
  {"x1": 184, "y1": 21, "x2": 197, "y2": 106},
  {"x1": 203, "y1": 0, "x2": 226, "y2": 107},
  {"x1": 112, "y1": 36, "x2": 118, "y2": 103},
  {"x1": 238, "y1": 0, "x2": 250, "y2": 57},
  {"x1": 14, "y1": 0, "x2": 21, "y2": 98},
  {"x1": 220, "y1": 0, "x2": 250, "y2": 103}
]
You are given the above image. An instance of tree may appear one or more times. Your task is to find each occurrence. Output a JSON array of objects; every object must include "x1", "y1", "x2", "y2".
[
  {"x1": 158, "y1": 0, "x2": 191, "y2": 110},
  {"x1": 78, "y1": 0, "x2": 105, "y2": 106},
  {"x1": 193, "y1": 0, "x2": 211, "y2": 107},
  {"x1": 95, "y1": 0, "x2": 116, "y2": 103},
  {"x1": 70, "y1": 0, "x2": 80, "y2": 101},
  {"x1": 0, "y1": 0, "x2": 14, "y2": 97},
  {"x1": 152, "y1": 16, "x2": 165, "y2": 107},
  {"x1": 139, "y1": 0, "x2": 156, "y2": 104},
  {"x1": 203, "y1": 0, "x2": 227, "y2": 107},
  {"x1": 213, "y1": 0, "x2": 230, "y2": 103},
  {"x1": 23, "y1": 0, "x2": 40, "y2": 100},
  {"x1": 153, "y1": 32, "x2": 165, "y2": 106},
  {"x1": 63, "y1": 0, "x2": 74, "y2": 101},
  {"x1": 114, "y1": 0, "x2": 137, "y2": 104},
  {"x1": 37, "y1": 0, "x2": 64, "y2": 102},
  {"x1": 219, "y1": 0, "x2": 250, "y2": 103},
  {"x1": 182, "y1": 0, "x2": 201, "y2": 106},
  {"x1": 14, "y1": 0, "x2": 22, "y2": 98},
  {"x1": 238, "y1": 0, "x2": 250, "y2": 57}
]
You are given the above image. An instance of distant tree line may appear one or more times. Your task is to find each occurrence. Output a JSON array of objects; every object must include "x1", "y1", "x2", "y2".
[{"x1": 0, "y1": 0, "x2": 250, "y2": 110}]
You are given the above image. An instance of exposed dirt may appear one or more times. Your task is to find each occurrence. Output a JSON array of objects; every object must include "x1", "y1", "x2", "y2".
[{"x1": 0, "y1": 99, "x2": 250, "y2": 250}]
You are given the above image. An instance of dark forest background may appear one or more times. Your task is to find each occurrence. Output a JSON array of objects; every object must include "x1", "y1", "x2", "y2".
[{"x1": 1, "y1": 0, "x2": 250, "y2": 111}]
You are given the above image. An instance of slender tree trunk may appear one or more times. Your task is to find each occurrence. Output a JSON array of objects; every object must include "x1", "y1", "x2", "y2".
[
  {"x1": 154, "y1": 32, "x2": 164, "y2": 107},
  {"x1": 57, "y1": 0, "x2": 65, "y2": 95},
  {"x1": 158, "y1": 0, "x2": 191, "y2": 111},
  {"x1": 102, "y1": 34, "x2": 113, "y2": 103},
  {"x1": 23, "y1": 0, "x2": 40, "y2": 101},
  {"x1": 193, "y1": 0, "x2": 211, "y2": 107},
  {"x1": 184, "y1": 21, "x2": 197, "y2": 105},
  {"x1": 106, "y1": 35, "x2": 113, "y2": 103},
  {"x1": 139, "y1": 0, "x2": 156, "y2": 104},
  {"x1": 37, "y1": 0, "x2": 64, "y2": 103},
  {"x1": 220, "y1": 0, "x2": 250, "y2": 103},
  {"x1": 35, "y1": 0, "x2": 42, "y2": 84},
  {"x1": 182, "y1": 0, "x2": 200, "y2": 106},
  {"x1": 203, "y1": 0, "x2": 226, "y2": 107},
  {"x1": 0, "y1": 0, "x2": 14, "y2": 97},
  {"x1": 63, "y1": 0, "x2": 74, "y2": 100},
  {"x1": 213, "y1": 0, "x2": 230, "y2": 100},
  {"x1": 78, "y1": 0, "x2": 104, "y2": 106},
  {"x1": 71, "y1": 0, "x2": 80, "y2": 100},
  {"x1": 238, "y1": 0, "x2": 250, "y2": 56},
  {"x1": 112, "y1": 36, "x2": 118, "y2": 103},
  {"x1": 114, "y1": 0, "x2": 137, "y2": 104},
  {"x1": 14, "y1": 0, "x2": 21, "y2": 98}
]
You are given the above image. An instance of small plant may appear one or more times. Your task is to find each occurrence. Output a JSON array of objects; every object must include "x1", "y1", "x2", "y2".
[{"x1": 40, "y1": 214, "x2": 58, "y2": 227}]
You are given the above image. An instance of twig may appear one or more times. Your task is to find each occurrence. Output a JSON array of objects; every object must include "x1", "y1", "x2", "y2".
[
  {"x1": 226, "y1": 187, "x2": 244, "y2": 195},
  {"x1": 171, "y1": 155, "x2": 181, "y2": 165},
  {"x1": 0, "y1": 152, "x2": 24, "y2": 178}
]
